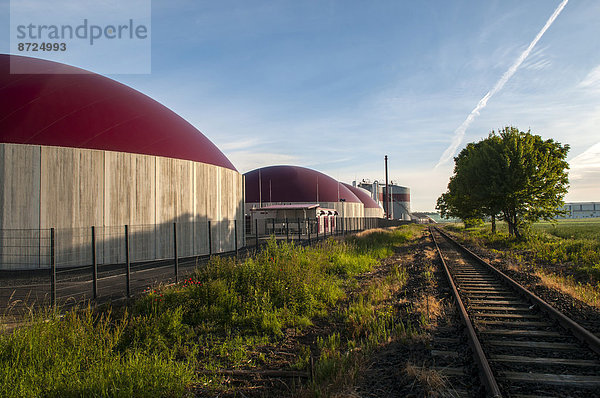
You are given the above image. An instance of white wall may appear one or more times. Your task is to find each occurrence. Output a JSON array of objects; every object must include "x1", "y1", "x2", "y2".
[{"x1": 0, "y1": 143, "x2": 243, "y2": 270}]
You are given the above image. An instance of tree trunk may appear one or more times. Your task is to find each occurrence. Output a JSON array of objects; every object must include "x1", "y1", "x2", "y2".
[
  {"x1": 504, "y1": 211, "x2": 514, "y2": 236},
  {"x1": 514, "y1": 224, "x2": 522, "y2": 240},
  {"x1": 505, "y1": 211, "x2": 521, "y2": 239},
  {"x1": 491, "y1": 215, "x2": 496, "y2": 234}
]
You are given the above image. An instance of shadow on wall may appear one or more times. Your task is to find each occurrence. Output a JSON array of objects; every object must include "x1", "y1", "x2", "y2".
[{"x1": 0, "y1": 213, "x2": 242, "y2": 271}]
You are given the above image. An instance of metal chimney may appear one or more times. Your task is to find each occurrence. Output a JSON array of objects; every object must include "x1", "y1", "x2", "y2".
[{"x1": 385, "y1": 155, "x2": 390, "y2": 219}]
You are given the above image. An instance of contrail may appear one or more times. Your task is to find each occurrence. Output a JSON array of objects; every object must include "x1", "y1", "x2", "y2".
[{"x1": 435, "y1": 0, "x2": 569, "y2": 168}]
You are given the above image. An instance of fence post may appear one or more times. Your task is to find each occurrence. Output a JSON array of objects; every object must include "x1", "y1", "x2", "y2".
[
  {"x1": 234, "y1": 219, "x2": 238, "y2": 258},
  {"x1": 91, "y1": 226, "x2": 97, "y2": 299},
  {"x1": 208, "y1": 221, "x2": 212, "y2": 257},
  {"x1": 285, "y1": 218, "x2": 289, "y2": 242},
  {"x1": 297, "y1": 217, "x2": 301, "y2": 242},
  {"x1": 173, "y1": 222, "x2": 178, "y2": 283},
  {"x1": 272, "y1": 218, "x2": 275, "y2": 236},
  {"x1": 125, "y1": 225, "x2": 131, "y2": 298},
  {"x1": 255, "y1": 219, "x2": 259, "y2": 250},
  {"x1": 307, "y1": 218, "x2": 311, "y2": 245},
  {"x1": 50, "y1": 228, "x2": 56, "y2": 307},
  {"x1": 316, "y1": 220, "x2": 319, "y2": 241}
]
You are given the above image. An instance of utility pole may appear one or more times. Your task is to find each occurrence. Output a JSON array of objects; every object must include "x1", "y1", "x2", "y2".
[{"x1": 385, "y1": 155, "x2": 390, "y2": 219}]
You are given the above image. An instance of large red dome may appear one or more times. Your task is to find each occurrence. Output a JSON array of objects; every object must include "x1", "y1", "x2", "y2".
[
  {"x1": 0, "y1": 54, "x2": 235, "y2": 170},
  {"x1": 244, "y1": 165, "x2": 361, "y2": 204},
  {"x1": 342, "y1": 183, "x2": 381, "y2": 209}
]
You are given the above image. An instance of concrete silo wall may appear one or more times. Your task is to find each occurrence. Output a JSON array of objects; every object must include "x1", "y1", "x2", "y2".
[
  {"x1": 0, "y1": 143, "x2": 243, "y2": 270},
  {"x1": 364, "y1": 207, "x2": 384, "y2": 218},
  {"x1": 320, "y1": 201, "x2": 364, "y2": 218}
]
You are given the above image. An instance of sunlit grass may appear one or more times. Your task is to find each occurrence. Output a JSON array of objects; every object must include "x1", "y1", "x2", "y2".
[
  {"x1": 535, "y1": 270, "x2": 600, "y2": 308},
  {"x1": 0, "y1": 225, "x2": 424, "y2": 396},
  {"x1": 0, "y1": 306, "x2": 194, "y2": 398}
]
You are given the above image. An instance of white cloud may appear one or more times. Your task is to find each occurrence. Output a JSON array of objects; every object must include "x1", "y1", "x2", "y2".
[
  {"x1": 523, "y1": 58, "x2": 552, "y2": 71},
  {"x1": 522, "y1": 46, "x2": 551, "y2": 71},
  {"x1": 578, "y1": 65, "x2": 600, "y2": 90},
  {"x1": 227, "y1": 151, "x2": 299, "y2": 173},
  {"x1": 569, "y1": 142, "x2": 600, "y2": 179},
  {"x1": 566, "y1": 142, "x2": 600, "y2": 201},
  {"x1": 217, "y1": 138, "x2": 264, "y2": 151}
]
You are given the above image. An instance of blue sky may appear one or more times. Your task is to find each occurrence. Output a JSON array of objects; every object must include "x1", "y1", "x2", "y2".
[{"x1": 3, "y1": 0, "x2": 600, "y2": 210}]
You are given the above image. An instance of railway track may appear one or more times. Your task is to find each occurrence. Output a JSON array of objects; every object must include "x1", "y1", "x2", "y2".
[{"x1": 430, "y1": 226, "x2": 600, "y2": 398}]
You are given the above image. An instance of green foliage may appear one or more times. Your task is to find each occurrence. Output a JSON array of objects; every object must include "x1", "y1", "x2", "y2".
[
  {"x1": 0, "y1": 226, "x2": 423, "y2": 396},
  {"x1": 347, "y1": 225, "x2": 421, "y2": 258},
  {"x1": 437, "y1": 127, "x2": 569, "y2": 238},
  {"x1": 0, "y1": 307, "x2": 193, "y2": 398}
]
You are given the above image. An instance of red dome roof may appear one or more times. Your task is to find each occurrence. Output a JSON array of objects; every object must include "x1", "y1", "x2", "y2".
[
  {"x1": 0, "y1": 54, "x2": 235, "y2": 170},
  {"x1": 342, "y1": 183, "x2": 381, "y2": 209},
  {"x1": 245, "y1": 165, "x2": 361, "y2": 204}
]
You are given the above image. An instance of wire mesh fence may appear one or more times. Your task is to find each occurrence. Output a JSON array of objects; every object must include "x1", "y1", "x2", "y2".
[{"x1": 1, "y1": 217, "x2": 387, "y2": 311}]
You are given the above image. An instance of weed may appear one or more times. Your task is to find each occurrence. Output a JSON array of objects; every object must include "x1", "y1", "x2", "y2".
[
  {"x1": 0, "y1": 305, "x2": 193, "y2": 398},
  {"x1": 403, "y1": 362, "x2": 447, "y2": 394}
]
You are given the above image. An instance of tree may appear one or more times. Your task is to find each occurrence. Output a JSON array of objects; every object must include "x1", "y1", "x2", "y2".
[
  {"x1": 436, "y1": 136, "x2": 503, "y2": 230},
  {"x1": 436, "y1": 127, "x2": 569, "y2": 238}
]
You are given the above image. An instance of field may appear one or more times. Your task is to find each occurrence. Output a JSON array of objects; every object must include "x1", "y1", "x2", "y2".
[
  {"x1": 0, "y1": 225, "x2": 428, "y2": 397},
  {"x1": 444, "y1": 218, "x2": 600, "y2": 307},
  {"x1": 532, "y1": 218, "x2": 600, "y2": 240}
]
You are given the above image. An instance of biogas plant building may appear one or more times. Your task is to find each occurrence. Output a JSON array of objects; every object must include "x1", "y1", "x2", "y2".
[{"x1": 0, "y1": 55, "x2": 244, "y2": 270}]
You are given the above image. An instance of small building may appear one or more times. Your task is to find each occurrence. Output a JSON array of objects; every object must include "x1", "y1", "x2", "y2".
[{"x1": 249, "y1": 204, "x2": 338, "y2": 235}]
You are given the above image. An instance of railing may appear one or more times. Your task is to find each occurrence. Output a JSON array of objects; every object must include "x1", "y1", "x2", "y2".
[
  {"x1": 0, "y1": 219, "x2": 240, "y2": 309},
  {"x1": 245, "y1": 217, "x2": 382, "y2": 249},
  {"x1": 1, "y1": 217, "x2": 389, "y2": 310}
]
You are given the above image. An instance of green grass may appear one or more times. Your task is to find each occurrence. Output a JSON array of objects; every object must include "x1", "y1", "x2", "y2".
[
  {"x1": 348, "y1": 225, "x2": 423, "y2": 259},
  {"x1": 302, "y1": 228, "x2": 426, "y2": 396},
  {"x1": 0, "y1": 226, "x2": 423, "y2": 397},
  {"x1": 0, "y1": 307, "x2": 193, "y2": 398},
  {"x1": 533, "y1": 218, "x2": 600, "y2": 240}
]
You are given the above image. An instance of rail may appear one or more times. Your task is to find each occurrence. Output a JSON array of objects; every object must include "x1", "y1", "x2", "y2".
[
  {"x1": 434, "y1": 226, "x2": 600, "y2": 356},
  {"x1": 430, "y1": 226, "x2": 502, "y2": 397},
  {"x1": 431, "y1": 226, "x2": 600, "y2": 396}
]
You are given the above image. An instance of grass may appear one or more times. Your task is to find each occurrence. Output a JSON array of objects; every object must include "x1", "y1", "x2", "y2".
[
  {"x1": 301, "y1": 226, "x2": 431, "y2": 396},
  {"x1": 445, "y1": 218, "x2": 600, "y2": 307},
  {"x1": 0, "y1": 225, "x2": 424, "y2": 397},
  {"x1": 1, "y1": 306, "x2": 193, "y2": 398},
  {"x1": 403, "y1": 362, "x2": 447, "y2": 395}
]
